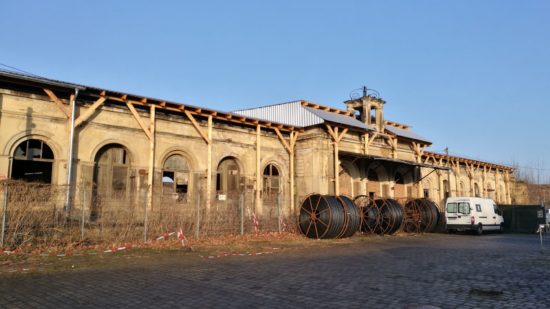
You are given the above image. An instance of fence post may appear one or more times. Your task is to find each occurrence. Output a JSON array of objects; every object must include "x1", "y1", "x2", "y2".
[
  {"x1": 195, "y1": 190, "x2": 200, "y2": 239},
  {"x1": 1, "y1": 182, "x2": 8, "y2": 248},
  {"x1": 144, "y1": 186, "x2": 149, "y2": 242},
  {"x1": 81, "y1": 187, "x2": 86, "y2": 241},
  {"x1": 277, "y1": 192, "x2": 281, "y2": 233},
  {"x1": 240, "y1": 192, "x2": 244, "y2": 235}
]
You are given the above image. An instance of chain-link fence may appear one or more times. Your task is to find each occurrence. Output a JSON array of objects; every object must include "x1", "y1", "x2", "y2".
[{"x1": 0, "y1": 180, "x2": 297, "y2": 249}]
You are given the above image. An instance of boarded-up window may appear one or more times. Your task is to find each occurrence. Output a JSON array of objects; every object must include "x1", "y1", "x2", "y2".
[
  {"x1": 382, "y1": 184, "x2": 390, "y2": 198},
  {"x1": 367, "y1": 169, "x2": 379, "y2": 198},
  {"x1": 394, "y1": 172, "x2": 405, "y2": 198},
  {"x1": 93, "y1": 144, "x2": 130, "y2": 199},
  {"x1": 216, "y1": 157, "x2": 241, "y2": 196}
]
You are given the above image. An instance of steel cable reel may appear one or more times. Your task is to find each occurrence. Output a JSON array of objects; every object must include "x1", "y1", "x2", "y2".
[
  {"x1": 374, "y1": 199, "x2": 403, "y2": 235},
  {"x1": 354, "y1": 195, "x2": 380, "y2": 234},
  {"x1": 403, "y1": 199, "x2": 440, "y2": 233},
  {"x1": 298, "y1": 194, "x2": 346, "y2": 239},
  {"x1": 420, "y1": 199, "x2": 440, "y2": 232},
  {"x1": 337, "y1": 195, "x2": 361, "y2": 238},
  {"x1": 403, "y1": 199, "x2": 422, "y2": 233}
]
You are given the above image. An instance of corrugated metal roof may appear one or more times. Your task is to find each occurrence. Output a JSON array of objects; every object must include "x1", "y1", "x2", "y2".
[
  {"x1": 302, "y1": 106, "x2": 372, "y2": 131},
  {"x1": 233, "y1": 101, "x2": 321, "y2": 127},
  {"x1": 233, "y1": 102, "x2": 373, "y2": 131},
  {"x1": 385, "y1": 125, "x2": 431, "y2": 143}
]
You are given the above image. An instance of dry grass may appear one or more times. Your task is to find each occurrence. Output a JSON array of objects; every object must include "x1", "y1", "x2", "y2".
[{"x1": 0, "y1": 181, "x2": 298, "y2": 253}]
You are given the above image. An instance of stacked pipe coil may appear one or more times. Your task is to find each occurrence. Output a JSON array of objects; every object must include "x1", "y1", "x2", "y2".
[
  {"x1": 298, "y1": 194, "x2": 361, "y2": 239},
  {"x1": 353, "y1": 196, "x2": 404, "y2": 235},
  {"x1": 402, "y1": 198, "x2": 440, "y2": 233}
]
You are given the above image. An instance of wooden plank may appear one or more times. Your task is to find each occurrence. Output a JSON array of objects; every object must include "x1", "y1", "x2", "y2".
[
  {"x1": 43, "y1": 88, "x2": 70, "y2": 118},
  {"x1": 74, "y1": 97, "x2": 106, "y2": 128},
  {"x1": 126, "y1": 102, "x2": 152, "y2": 140},
  {"x1": 184, "y1": 111, "x2": 210, "y2": 144}
]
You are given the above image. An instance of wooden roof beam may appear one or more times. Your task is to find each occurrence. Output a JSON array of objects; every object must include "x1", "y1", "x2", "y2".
[{"x1": 43, "y1": 88, "x2": 71, "y2": 118}]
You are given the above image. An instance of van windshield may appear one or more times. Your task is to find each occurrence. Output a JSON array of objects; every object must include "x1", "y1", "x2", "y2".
[{"x1": 447, "y1": 202, "x2": 470, "y2": 214}]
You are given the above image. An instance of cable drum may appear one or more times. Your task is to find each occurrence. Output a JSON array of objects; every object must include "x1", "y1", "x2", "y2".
[
  {"x1": 298, "y1": 194, "x2": 361, "y2": 239},
  {"x1": 403, "y1": 199, "x2": 440, "y2": 233},
  {"x1": 323, "y1": 195, "x2": 346, "y2": 238},
  {"x1": 374, "y1": 199, "x2": 404, "y2": 235},
  {"x1": 354, "y1": 195, "x2": 380, "y2": 233},
  {"x1": 298, "y1": 194, "x2": 345, "y2": 239},
  {"x1": 337, "y1": 195, "x2": 361, "y2": 238}
]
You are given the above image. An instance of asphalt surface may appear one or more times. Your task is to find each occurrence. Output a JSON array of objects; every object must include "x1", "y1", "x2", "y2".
[{"x1": 1, "y1": 233, "x2": 550, "y2": 308}]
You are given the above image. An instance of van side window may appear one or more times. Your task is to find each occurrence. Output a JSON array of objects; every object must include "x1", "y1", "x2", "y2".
[
  {"x1": 476, "y1": 204, "x2": 481, "y2": 212},
  {"x1": 458, "y1": 202, "x2": 470, "y2": 214},
  {"x1": 446, "y1": 203, "x2": 458, "y2": 213}
]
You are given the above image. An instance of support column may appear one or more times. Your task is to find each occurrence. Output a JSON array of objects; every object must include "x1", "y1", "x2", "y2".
[
  {"x1": 147, "y1": 105, "x2": 156, "y2": 210},
  {"x1": 482, "y1": 167, "x2": 488, "y2": 198},
  {"x1": 207, "y1": 116, "x2": 212, "y2": 211},
  {"x1": 495, "y1": 170, "x2": 500, "y2": 202},
  {"x1": 255, "y1": 125, "x2": 262, "y2": 214},
  {"x1": 334, "y1": 130, "x2": 339, "y2": 195},
  {"x1": 274, "y1": 129, "x2": 299, "y2": 213},
  {"x1": 325, "y1": 125, "x2": 348, "y2": 196},
  {"x1": 289, "y1": 135, "x2": 295, "y2": 213},
  {"x1": 184, "y1": 111, "x2": 212, "y2": 210}
]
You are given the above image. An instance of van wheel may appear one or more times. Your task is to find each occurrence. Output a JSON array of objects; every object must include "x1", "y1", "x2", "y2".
[{"x1": 476, "y1": 224, "x2": 483, "y2": 235}]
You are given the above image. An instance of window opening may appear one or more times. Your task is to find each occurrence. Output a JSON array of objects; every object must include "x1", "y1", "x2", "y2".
[
  {"x1": 11, "y1": 139, "x2": 54, "y2": 183},
  {"x1": 162, "y1": 154, "x2": 190, "y2": 202},
  {"x1": 263, "y1": 163, "x2": 280, "y2": 196}
]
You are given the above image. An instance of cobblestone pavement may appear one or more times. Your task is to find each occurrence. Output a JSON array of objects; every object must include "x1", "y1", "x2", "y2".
[{"x1": 1, "y1": 233, "x2": 550, "y2": 308}]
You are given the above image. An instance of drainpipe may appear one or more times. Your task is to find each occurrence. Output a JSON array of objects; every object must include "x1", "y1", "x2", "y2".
[{"x1": 64, "y1": 88, "x2": 79, "y2": 219}]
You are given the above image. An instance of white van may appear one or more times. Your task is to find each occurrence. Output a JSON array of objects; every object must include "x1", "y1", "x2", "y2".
[{"x1": 445, "y1": 197, "x2": 504, "y2": 235}]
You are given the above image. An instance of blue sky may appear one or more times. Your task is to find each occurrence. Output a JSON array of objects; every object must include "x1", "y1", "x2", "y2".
[{"x1": 2, "y1": 0, "x2": 549, "y2": 181}]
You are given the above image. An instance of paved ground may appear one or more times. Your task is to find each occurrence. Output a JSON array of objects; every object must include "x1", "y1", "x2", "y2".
[{"x1": 1, "y1": 233, "x2": 550, "y2": 308}]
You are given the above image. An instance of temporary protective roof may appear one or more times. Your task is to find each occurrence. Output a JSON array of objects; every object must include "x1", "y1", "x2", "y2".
[{"x1": 233, "y1": 101, "x2": 373, "y2": 132}]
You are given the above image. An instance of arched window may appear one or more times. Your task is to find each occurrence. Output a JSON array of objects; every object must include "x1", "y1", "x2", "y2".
[
  {"x1": 11, "y1": 139, "x2": 54, "y2": 183},
  {"x1": 487, "y1": 183, "x2": 495, "y2": 199},
  {"x1": 423, "y1": 180, "x2": 431, "y2": 198},
  {"x1": 263, "y1": 163, "x2": 280, "y2": 197},
  {"x1": 162, "y1": 154, "x2": 190, "y2": 202},
  {"x1": 459, "y1": 181, "x2": 465, "y2": 196},
  {"x1": 443, "y1": 180, "x2": 450, "y2": 199},
  {"x1": 216, "y1": 157, "x2": 241, "y2": 196}
]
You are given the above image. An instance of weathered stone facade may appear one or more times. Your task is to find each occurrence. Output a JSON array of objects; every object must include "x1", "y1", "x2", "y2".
[{"x1": 0, "y1": 71, "x2": 516, "y2": 219}]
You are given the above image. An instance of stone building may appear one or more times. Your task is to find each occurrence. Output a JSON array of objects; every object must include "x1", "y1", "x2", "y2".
[{"x1": 0, "y1": 70, "x2": 515, "y2": 223}]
